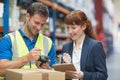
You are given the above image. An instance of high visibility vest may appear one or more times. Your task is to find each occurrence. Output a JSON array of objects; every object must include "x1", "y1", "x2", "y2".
[
  {"x1": 8, "y1": 30, "x2": 52, "y2": 69},
  {"x1": 0, "y1": 77, "x2": 3, "y2": 80}
]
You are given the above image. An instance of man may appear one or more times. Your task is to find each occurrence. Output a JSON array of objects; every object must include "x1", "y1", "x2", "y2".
[{"x1": 0, "y1": 2, "x2": 56, "y2": 78}]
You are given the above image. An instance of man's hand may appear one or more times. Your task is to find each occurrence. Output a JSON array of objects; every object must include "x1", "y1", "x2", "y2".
[{"x1": 26, "y1": 48, "x2": 41, "y2": 62}]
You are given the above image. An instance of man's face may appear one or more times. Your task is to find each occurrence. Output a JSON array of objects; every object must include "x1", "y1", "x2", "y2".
[{"x1": 26, "y1": 13, "x2": 47, "y2": 36}]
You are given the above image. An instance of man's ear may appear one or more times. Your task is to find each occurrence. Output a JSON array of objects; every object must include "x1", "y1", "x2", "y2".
[{"x1": 26, "y1": 13, "x2": 30, "y2": 21}]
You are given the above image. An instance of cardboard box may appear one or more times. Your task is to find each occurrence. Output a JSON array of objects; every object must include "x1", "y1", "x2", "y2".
[
  {"x1": 6, "y1": 69, "x2": 65, "y2": 80},
  {"x1": 52, "y1": 63, "x2": 76, "y2": 79}
]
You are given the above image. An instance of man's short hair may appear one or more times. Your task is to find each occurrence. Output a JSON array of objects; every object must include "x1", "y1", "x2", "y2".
[{"x1": 27, "y1": 2, "x2": 49, "y2": 18}]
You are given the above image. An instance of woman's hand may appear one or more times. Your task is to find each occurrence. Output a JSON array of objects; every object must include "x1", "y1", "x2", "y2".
[
  {"x1": 63, "y1": 53, "x2": 71, "y2": 63},
  {"x1": 66, "y1": 70, "x2": 84, "y2": 79}
]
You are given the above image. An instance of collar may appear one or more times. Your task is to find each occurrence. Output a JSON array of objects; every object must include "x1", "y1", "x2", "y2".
[
  {"x1": 18, "y1": 28, "x2": 39, "y2": 40},
  {"x1": 18, "y1": 28, "x2": 27, "y2": 38},
  {"x1": 73, "y1": 35, "x2": 85, "y2": 49}
]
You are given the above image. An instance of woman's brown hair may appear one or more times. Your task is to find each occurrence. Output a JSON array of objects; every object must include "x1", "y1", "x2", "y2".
[{"x1": 64, "y1": 10, "x2": 97, "y2": 39}]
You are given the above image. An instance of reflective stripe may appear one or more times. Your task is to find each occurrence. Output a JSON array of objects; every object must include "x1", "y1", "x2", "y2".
[
  {"x1": 8, "y1": 32, "x2": 18, "y2": 60},
  {"x1": 43, "y1": 36, "x2": 48, "y2": 56},
  {"x1": 35, "y1": 33, "x2": 52, "y2": 55},
  {"x1": 8, "y1": 30, "x2": 52, "y2": 69}
]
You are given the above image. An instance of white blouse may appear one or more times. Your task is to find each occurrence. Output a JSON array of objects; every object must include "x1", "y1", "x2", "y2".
[{"x1": 72, "y1": 36, "x2": 85, "y2": 80}]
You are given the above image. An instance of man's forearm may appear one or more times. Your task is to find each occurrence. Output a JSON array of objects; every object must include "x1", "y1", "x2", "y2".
[{"x1": 0, "y1": 55, "x2": 29, "y2": 76}]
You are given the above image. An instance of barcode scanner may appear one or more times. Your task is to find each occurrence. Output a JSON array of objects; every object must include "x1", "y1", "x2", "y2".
[{"x1": 37, "y1": 55, "x2": 49, "y2": 67}]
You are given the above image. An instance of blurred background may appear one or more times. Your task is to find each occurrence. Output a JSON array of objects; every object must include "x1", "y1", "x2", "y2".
[{"x1": 0, "y1": 0, "x2": 120, "y2": 80}]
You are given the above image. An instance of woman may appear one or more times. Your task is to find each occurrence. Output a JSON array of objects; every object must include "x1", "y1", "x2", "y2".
[{"x1": 62, "y1": 10, "x2": 108, "y2": 80}]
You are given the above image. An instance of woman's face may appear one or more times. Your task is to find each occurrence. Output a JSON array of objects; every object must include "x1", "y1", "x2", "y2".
[
  {"x1": 26, "y1": 13, "x2": 47, "y2": 36},
  {"x1": 66, "y1": 24, "x2": 86, "y2": 41}
]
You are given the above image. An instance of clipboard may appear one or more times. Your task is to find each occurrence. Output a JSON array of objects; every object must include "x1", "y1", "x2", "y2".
[
  {"x1": 52, "y1": 63, "x2": 76, "y2": 72},
  {"x1": 52, "y1": 63, "x2": 76, "y2": 79}
]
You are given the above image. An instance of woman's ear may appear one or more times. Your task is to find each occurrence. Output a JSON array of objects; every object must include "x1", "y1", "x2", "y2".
[
  {"x1": 82, "y1": 24, "x2": 86, "y2": 30},
  {"x1": 26, "y1": 13, "x2": 30, "y2": 21}
]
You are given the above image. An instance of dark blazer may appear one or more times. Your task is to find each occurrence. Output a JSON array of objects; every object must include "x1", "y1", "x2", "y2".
[{"x1": 62, "y1": 36, "x2": 108, "y2": 80}]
